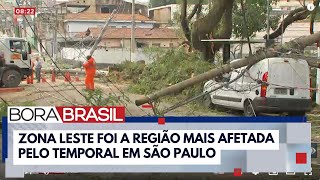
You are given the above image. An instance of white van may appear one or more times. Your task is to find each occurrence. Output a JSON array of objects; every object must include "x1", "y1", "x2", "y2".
[{"x1": 203, "y1": 57, "x2": 312, "y2": 116}]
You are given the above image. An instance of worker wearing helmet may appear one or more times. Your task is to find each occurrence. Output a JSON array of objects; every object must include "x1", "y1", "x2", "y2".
[{"x1": 83, "y1": 55, "x2": 96, "y2": 90}]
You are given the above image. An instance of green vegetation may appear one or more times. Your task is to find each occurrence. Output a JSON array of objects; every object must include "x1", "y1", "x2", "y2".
[
  {"x1": 114, "y1": 61, "x2": 146, "y2": 83},
  {"x1": 0, "y1": 102, "x2": 7, "y2": 118},
  {"x1": 232, "y1": 0, "x2": 280, "y2": 38},
  {"x1": 82, "y1": 88, "x2": 129, "y2": 106},
  {"x1": 128, "y1": 49, "x2": 214, "y2": 102}
]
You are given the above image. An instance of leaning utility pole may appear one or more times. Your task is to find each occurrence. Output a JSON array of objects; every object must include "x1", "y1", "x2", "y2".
[
  {"x1": 89, "y1": 9, "x2": 116, "y2": 57},
  {"x1": 130, "y1": 0, "x2": 135, "y2": 62}
]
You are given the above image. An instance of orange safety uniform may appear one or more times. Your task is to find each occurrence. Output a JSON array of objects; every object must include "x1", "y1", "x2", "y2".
[{"x1": 83, "y1": 57, "x2": 96, "y2": 90}]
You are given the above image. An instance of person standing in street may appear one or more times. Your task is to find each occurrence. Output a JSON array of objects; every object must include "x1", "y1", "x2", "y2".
[
  {"x1": 83, "y1": 55, "x2": 96, "y2": 90},
  {"x1": 34, "y1": 57, "x2": 42, "y2": 83}
]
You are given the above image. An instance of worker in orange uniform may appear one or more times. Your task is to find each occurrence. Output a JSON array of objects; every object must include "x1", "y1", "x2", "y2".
[{"x1": 83, "y1": 55, "x2": 96, "y2": 90}]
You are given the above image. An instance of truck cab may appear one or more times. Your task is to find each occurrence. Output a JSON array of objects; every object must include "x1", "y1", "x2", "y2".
[{"x1": 0, "y1": 37, "x2": 32, "y2": 87}]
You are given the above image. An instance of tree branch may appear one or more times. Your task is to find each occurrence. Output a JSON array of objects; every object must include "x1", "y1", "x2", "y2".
[
  {"x1": 297, "y1": 0, "x2": 306, "y2": 7},
  {"x1": 180, "y1": 0, "x2": 191, "y2": 42},
  {"x1": 310, "y1": 0, "x2": 320, "y2": 34},
  {"x1": 135, "y1": 32, "x2": 320, "y2": 106},
  {"x1": 196, "y1": 3, "x2": 203, "y2": 20},
  {"x1": 265, "y1": 0, "x2": 320, "y2": 39},
  {"x1": 187, "y1": 0, "x2": 203, "y2": 21},
  {"x1": 191, "y1": 0, "x2": 233, "y2": 50},
  {"x1": 264, "y1": 7, "x2": 310, "y2": 39}
]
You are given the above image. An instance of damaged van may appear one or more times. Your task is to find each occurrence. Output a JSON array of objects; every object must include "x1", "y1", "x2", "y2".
[{"x1": 203, "y1": 57, "x2": 312, "y2": 116}]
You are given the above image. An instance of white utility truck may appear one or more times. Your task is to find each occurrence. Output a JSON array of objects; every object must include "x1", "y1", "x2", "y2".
[{"x1": 0, "y1": 36, "x2": 32, "y2": 87}]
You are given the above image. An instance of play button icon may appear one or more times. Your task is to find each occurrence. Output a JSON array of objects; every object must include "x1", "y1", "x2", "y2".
[{"x1": 311, "y1": 143, "x2": 317, "y2": 158}]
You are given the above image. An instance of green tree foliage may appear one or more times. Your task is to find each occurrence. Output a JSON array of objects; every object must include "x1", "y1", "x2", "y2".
[
  {"x1": 149, "y1": 0, "x2": 176, "y2": 8},
  {"x1": 232, "y1": 0, "x2": 280, "y2": 38}
]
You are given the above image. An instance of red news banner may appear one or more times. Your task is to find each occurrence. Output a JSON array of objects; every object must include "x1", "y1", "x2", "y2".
[
  {"x1": 14, "y1": 7, "x2": 36, "y2": 15},
  {"x1": 8, "y1": 106, "x2": 126, "y2": 123}
]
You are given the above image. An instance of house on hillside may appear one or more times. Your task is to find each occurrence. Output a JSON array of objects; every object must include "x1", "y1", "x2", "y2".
[
  {"x1": 0, "y1": 3, "x2": 13, "y2": 36},
  {"x1": 64, "y1": 13, "x2": 156, "y2": 36},
  {"x1": 274, "y1": 0, "x2": 313, "y2": 10},
  {"x1": 66, "y1": 0, "x2": 148, "y2": 15},
  {"x1": 76, "y1": 27, "x2": 182, "y2": 48},
  {"x1": 61, "y1": 27, "x2": 183, "y2": 64},
  {"x1": 148, "y1": 4, "x2": 209, "y2": 26}
]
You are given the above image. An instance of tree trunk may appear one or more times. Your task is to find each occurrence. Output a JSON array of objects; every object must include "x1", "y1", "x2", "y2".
[
  {"x1": 180, "y1": 0, "x2": 192, "y2": 42},
  {"x1": 135, "y1": 32, "x2": 320, "y2": 106}
]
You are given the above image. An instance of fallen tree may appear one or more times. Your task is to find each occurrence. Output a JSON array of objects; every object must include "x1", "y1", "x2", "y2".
[{"x1": 135, "y1": 32, "x2": 320, "y2": 106}]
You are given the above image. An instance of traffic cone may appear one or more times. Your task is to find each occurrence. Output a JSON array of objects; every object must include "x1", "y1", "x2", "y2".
[
  {"x1": 51, "y1": 69, "x2": 56, "y2": 82},
  {"x1": 64, "y1": 72, "x2": 69, "y2": 82},
  {"x1": 42, "y1": 72, "x2": 47, "y2": 83},
  {"x1": 30, "y1": 71, "x2": 34, "y2": 84},
  {"x1": 75, "y1": 72, "x2": 80, "y2": 82},
  {"x1": 64, "y1": 72, "x2": 72, "y2": 82},
  {"x1": 68, "y1": 72, "x2": 72, "y2": 82}
]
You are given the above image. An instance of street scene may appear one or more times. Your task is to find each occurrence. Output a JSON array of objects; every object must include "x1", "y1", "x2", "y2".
[{"x1": 1, "y1": 0, "x2": 320, "y2": 179}]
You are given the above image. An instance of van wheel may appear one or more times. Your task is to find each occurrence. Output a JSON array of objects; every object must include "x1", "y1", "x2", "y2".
[
  {"x1": 203, "y1": 94, "x2": 214, "y2": 109},
  {"x1": 2, "y1": 70, "x2": 21, "y2": 88},
  {"x1": 244, "y1": 100, "x2": 256, "y2": 117},
  {"x1": 288, "y1": 112, "x2": 306, "y2": 116}
]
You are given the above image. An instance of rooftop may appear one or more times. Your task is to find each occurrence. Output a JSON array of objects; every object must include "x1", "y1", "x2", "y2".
[
  {"x1": 76, "y1": 27, "x2": 181, "y2": 39},
  {"x1": 0, "y1": 3, "x2": 12, "y2": 10},
  {"x1": 65, "y1": 13, "x2": 152, "y2": 22}
]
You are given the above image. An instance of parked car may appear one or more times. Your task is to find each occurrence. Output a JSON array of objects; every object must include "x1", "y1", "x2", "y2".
[{"x1": 203, "y1": 57, "x2": 312, "y2": 116}]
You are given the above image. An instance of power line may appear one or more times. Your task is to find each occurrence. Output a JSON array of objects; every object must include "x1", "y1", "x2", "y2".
[
  {"x1": 36, "y1": 1, "x2": 150, "y2": 116},
  {"x1": 14, "y1": 0, "x2": 94, "y2": 106},
  {"x1": 35, "y1": 1, "x2": 146, "y2": 115},
  {"x1": 0, "y1": 19, "x2": 83, "y2": 106},
  {"x1": 4, "y1": 1, "x2": 151, "y2": 115}
]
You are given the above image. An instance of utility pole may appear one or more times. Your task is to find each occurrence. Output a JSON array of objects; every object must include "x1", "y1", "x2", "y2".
[
  {"x1": 266, "y1": 0, "x2": 270, "y2": 45},
  {"x1": 53, "y1": 6, "x2": 58, "y2": 62},
  {"x1": 89, "y1": 10, "x2": 116, "y2": 57},
  {"x1": 23, "y1": 16, "x2": 27, "y2": 38},
  {"x1": 317, "y1": 44, "x2": 320, "y2": 105},
  {"x1": 130, "y1": 0, "x2": 135, "y2": 62},
  {"x1": 22, "y1": 0, "x2": 27, "y2": 38},
  {"x1": 37, "y1": 0, "x2": 42, "y2": 55}
]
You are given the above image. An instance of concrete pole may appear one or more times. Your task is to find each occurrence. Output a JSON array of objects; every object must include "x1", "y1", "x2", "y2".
[
  {"x1": 130, "y1": 0, "x2": 135, "y2": 62},
  {"x1": 53, "y1": 7, "x2": 58, "y2": 62},
  {"x1": 281, "y1": 14, "x2": 284, "y2": 46},
  {"x1": 266, "y1": 0, "x2": 270, "y2": 46},
  {"x1": 316, "y1": 46, "x2": 320, "y2": 105},
  {"x1": 89, "y1": 10, "x2": 116, "y2": 57}
]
